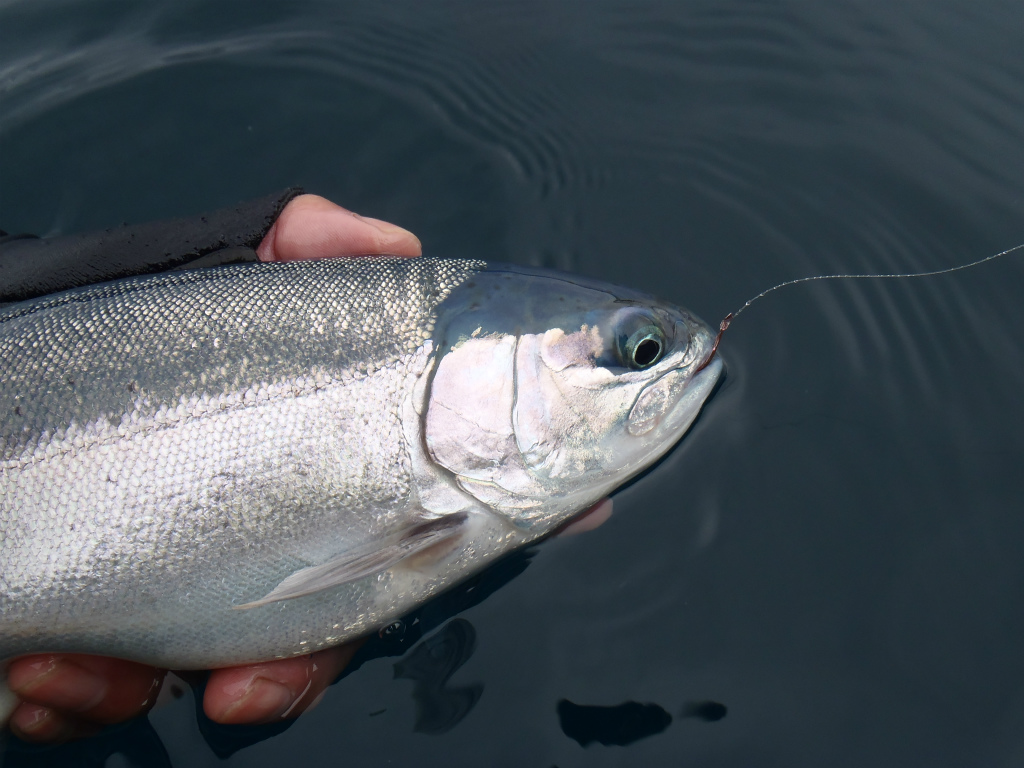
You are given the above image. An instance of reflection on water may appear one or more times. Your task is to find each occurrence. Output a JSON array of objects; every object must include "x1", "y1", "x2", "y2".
[
  {"x1": 2, "y1": 0, "x2": 1024, "y2": 765},
  {"x1": 393, "y1": 620, "x2": 483, "y2": 735}
]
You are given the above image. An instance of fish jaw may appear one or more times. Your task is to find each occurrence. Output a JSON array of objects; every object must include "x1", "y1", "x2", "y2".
[{"x1": 628, "y1": 353, "x2": 724, "y2": 441}]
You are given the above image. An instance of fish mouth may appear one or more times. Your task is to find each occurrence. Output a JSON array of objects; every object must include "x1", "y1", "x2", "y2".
[
  {"x1": 685, "y1": 354, "x2": 724, "y2": 410},
  {"x1": 627, "y1": 355, "x2": 723, "y2": 438},
  {"x1": 693, "y1": 314, "x2": 730, "y2": 374}
]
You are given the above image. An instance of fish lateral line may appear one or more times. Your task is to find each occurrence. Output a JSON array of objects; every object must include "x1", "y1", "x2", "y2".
[{"x1": 693, "y1": 240, "x2": 1024, "y2": 372}]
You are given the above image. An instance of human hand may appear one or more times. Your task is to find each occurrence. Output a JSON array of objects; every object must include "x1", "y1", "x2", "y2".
[
  {"x1": 5, "y1": 194, "x2": 419, "y2": 742},
  {"x1": 255, "y1": 193, "x2": 421, "y2": 262}
]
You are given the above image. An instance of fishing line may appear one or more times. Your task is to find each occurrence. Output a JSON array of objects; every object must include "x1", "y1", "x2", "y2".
[{"x1": 697, "y1": 241, "x2": 1024, "y2": 369}]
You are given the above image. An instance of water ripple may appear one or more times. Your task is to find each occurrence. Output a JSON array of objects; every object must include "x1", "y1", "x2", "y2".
[
  {"x1": 0, "y1": 1, "x2": 592, "y2": 201},
  {"x1": 2, "y1": 0, "x2": 1022, "y2": 409}
]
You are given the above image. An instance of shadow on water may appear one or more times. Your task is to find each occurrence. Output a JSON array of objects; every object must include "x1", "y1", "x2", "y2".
[
  {"x1": 555, "y1": 698, "x2": 728, "y2": 749},
  {"x1": 557, "y1": 700, "x2": 673, "y2": 748},
  {"x1": 681, "y1": 700, "x2": 729, "y2": 723}
]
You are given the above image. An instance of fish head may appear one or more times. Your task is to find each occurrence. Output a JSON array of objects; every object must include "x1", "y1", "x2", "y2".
[{"x1": 425, "y1": 264, "x2": 723, "y2": 532}]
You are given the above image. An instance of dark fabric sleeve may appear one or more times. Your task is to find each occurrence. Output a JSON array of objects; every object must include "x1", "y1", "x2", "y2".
[{"x1": 0, "y1": 187, "x2": 302, "y2": 304}]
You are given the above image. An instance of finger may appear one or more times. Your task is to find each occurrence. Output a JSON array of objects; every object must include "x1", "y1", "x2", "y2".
[
  {"x1": 553, "y1": 497, "x2": 614, "y2": 538},
  {"x1": 8, "y1": 702, "x2": 78, "y2": 743},
  {"x1": 257, "y1": 195, "x2": 422, "y2": 262},
  {"x1": 7, "y1": 654, "x2": 164, "y2": 727},
  {"x1": 203, "y1": 640, "x2": 363, "y2": 725}
]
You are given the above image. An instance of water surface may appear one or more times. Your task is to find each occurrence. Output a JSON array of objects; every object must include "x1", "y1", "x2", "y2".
[{"x1": 2, "y1": 1, "x2": 1023, "y2": 766}]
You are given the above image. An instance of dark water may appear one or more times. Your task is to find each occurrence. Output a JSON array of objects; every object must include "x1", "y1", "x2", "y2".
[{"x1": 2, "y1": 1, "x2": 1024, "y2": 765}]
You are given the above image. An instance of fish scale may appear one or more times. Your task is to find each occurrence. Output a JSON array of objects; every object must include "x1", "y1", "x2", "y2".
[{"x1": 1, "y1": 257, "x2": 486, "y2": 666}]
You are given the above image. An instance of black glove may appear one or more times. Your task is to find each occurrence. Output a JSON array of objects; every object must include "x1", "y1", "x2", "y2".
[{"x1": 0, "y1": 188, "x2": 302, "y2": 305}]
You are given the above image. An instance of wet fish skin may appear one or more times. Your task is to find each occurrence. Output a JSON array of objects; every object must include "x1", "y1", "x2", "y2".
[{"x1": 0, "y1": 256, "x2": 722, "y2": 671}]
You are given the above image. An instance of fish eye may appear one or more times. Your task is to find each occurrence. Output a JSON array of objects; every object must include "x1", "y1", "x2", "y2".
[
  {"x1": 631, "y1": 332, "x2": 663, "y2": 367},
  {"x1": 616, "y1": 313, "x2": 667, "y2": 370}
]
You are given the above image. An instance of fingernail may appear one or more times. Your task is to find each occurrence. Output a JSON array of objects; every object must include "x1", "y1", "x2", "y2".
[
  {"x1": 11, "y1": 704, "x2": 73, "y2": 743},
  {"x1": 16, "y1": 704, "x2": 53, "y2": 733},
  {"x1": 221, "y1": 678, "x2": 294, "y2": 723},
  {"x1": 9, "y1": 656, "x2": 59, "y2": 686},
  {"x1": 361, "y1": 216, "x2": 422, "y2": 247}
]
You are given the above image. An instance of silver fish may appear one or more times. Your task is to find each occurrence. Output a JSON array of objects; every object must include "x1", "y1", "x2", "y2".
[{"x1": 0, "y1": 257, "x2": 721, "y2": 678}]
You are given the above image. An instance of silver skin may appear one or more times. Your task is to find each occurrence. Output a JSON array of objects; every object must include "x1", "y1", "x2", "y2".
[{"x1": 0, "y1": 257, "x2": 721, "y2": 679}]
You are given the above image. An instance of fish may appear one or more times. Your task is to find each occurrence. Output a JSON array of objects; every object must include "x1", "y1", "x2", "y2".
[{"x1": 0, "y1": 256, "x2": 722, "y2": 682}]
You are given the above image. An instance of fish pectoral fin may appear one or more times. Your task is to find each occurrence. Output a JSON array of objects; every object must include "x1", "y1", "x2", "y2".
[{"x1": 234, "y1": 512, "x2": 469, "y2": 610}]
